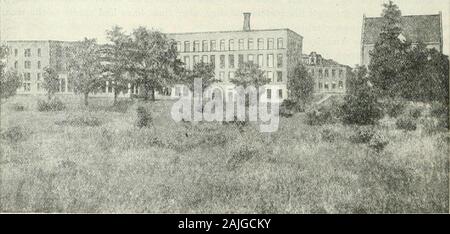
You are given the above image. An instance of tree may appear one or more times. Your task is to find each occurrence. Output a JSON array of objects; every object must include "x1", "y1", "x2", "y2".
[
  {"x1": 287, "y1": 63, "x2": 314, "y2": 109},
  {"x1": 0, "y1": 45, "x2": 22, "y2": 102},
  {"x1": 230, "y1": 62, "x2": 270, "y2": 103},
  {"x1": 341, "y1": 66, "x2": 383, "y2": 125},
  {"x1": 129, "y1": 27, "x2": 182, "y2": 101},
  {"x1": 103, "y1": 26, "x2": 133, "y2": 105},
  {"x1": 42, "y1": 67, "x2": 60, "y2": 100},
  {"x1": 67, "y1": 38, "x2": 104, "y2": 106},
  {"x1": 368, "y1": 0, "x2": 410, "y2": 98},
  {"x1": 184, "y1": 62, "x2": 218, "y2": 93}
]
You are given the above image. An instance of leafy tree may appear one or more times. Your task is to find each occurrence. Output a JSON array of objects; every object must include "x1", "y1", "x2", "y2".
[
  {"x1": 287, "y1": 63, "x2": 314, "y2": 109},
  {"x1": 184, "y1": 62, "x2": 218, "y2": 93},
  {"x1": 103, "y1": 26, "x2": 133, "y2": 105},
  {"x1": 341, "y1": 66, "x2": 383, "y2": 125},
  {"x1": 129, "y1": 27, "x2": 182, "y2": 101},
  {"x1": 230, "y1": 62, "x2": 270, "y2": 103},
  {"x1": 0, "y1": 46, "x2": 22, "y2": 102},
  {"x1": 42, "y1": 67, "x2": 60, "y2": 100},
  {"x1": 368, "y1": 0, "x2": 410, "y2": 98},
  {"x1": 67, "y1": 38, "x2": 104, "y2": 106}
]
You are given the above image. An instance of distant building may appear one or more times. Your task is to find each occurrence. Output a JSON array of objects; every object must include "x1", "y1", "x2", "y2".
[
  {"x1": 361, "y1": 12, "x2": 443, "y2": 66},
  {"x1": 301, "y1": 52, "x2": 350, "y2": 94},
  {"x1": 168, "y1": 13, "x2": 303, "y2": 102}
]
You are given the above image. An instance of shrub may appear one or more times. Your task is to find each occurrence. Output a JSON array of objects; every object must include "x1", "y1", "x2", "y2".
[
  {"x1": 368, "y1": 132, "x2": 389, "y2": 152},
  {"x1": 279, "y1": 99, "x2": 297, "y2": 118},
  {"x1": 1, "y1": 126, "x2": 30, "y2": 143},
  {"x1": 341, "y1": 94, "x2": 383, "y2": 125},
  {"x1": 396, "y1": 116, "x2": 417, "y2": 131},
  {"x1": 37, "y1": 98, "x2": 65, "y2": 112},
  {"x1": 350, "y1": 126, "x2": 375, "y2": 144},
  {"x1": 409, "y1": 107, "x2": 422, "y2": 119},
  {"x1": 136, "y1": 106, "x2": 152, "y2": 128},
  {"x1": 430, "y1": 102, "x2": 449, "y2": 130},
  {"x1": 384, "y1": 99, "x2": 406, "y2": 118},
  {"x1": 306, "y1": 106, "x2": 334, "y2": 126}
]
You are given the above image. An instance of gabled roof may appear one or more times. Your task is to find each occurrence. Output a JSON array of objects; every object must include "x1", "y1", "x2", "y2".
[{"x1": 362, "y1": 14, "x2": 442, "y2": 45}]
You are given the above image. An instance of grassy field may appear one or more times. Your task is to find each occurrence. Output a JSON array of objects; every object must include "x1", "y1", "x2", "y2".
[{"x1": 0, "y1": 95, "x2": 448, "y2": 213}]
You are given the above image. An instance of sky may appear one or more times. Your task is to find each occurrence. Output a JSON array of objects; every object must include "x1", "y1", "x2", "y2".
[{"x1": 1, "y1": 0, "x2": 449, "y2": 66}]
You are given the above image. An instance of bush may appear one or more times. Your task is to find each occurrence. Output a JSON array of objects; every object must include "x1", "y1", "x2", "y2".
[
  {"x1": 1, "y1": 126, "x2": 31, "y2": 143},
  {"x1": 430, "y1": 102, "x2": 449, "y2": 130},
  {"x1": 306, "y1": 106, "x2": 334, "y2": 126},
  {"x1": 37, "y1": 98, "x2": 65, "y2": 112},
  {"x1": 409, "y1": 107, "x2": 422, "y2": 119},
  {"x1": 341, "y1": 94, "x2": 383, "y2": 126},
  {"x1": 350, "y1": 126, "x2": 375, "y2": 144},
  {"x1": 383, "y1": 99, "x2": 406, "y2": 118},
  {"x1": 396, "y1": 116, "x2": 417, "y2": 131},
  {"x1": 368, "y1": 132, "x2": 389, "y2": 152},
  {"x1": 136, "y1": 106, "x2": 152, "y2": 128},
  {"x1": 279, "y1": 99, "x2": 297, "y2": 118}
]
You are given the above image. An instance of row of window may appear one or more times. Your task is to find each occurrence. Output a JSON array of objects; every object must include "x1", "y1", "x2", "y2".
[
  {"x1": 14, "y1": 60, "x2": 42, "y2": 69},
  {"x1": 310, "y1": 68, "x2": 345, "y2": 78},
  {"x1": 317, "y1": 81, "x2": 345, "y2": 90},
  {"x1": 11, "y1": 48, "x2": 42, "y2": 57},
  {"x1": 178, "y1": 38, "x2": 284, "y2": 53},
  {"x1": 183, "y1": 53, "x2": 283, "y2": 69},
  {"x1": 216, "y1": 70, "x2": 283, "y2": 83},
  {"x1": 174, "y1": 86, "x2": 284, "y2": 100}
]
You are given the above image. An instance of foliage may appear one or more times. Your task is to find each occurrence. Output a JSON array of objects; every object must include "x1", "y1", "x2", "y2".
[
  {"x1": 305, "y1": 106, "x2": 334, "y2": 126},
  {"x1": 231, "y1": 62, "x2": 270, "y2": 89},
  {"x1": 430, "y1": 101, "x2": 449, "y2": 130},
  {"x1": 67, "y1": 38, "x2": 105, "y2": 106},
  {"x1": 42, "y1": 67, "x2": 60, "y2": 100},
  {"x1": 321, "y1": 127, "x2": 341, "y2": 143},
  {"x1": 368, "y1": 132, "x2": 389, "y2": 152},
  {"x1": 37, "y1": 98, "x2": 66, "y2": 112},
  {"x1": 1, "y1": 126, "x2": 31, "y2": 143},
  {"x1": 279, "y1": 99, "x2": 298, "y2": 117},
  {"x1": 408, "y1": 106, "x2": 422, "y2": 119},
  {"x1": 383, "y1": 98, "x2": 406, "y2": 118},
  {"x1": 184, "y1": 62, "x2": 218, "y2": 93},
  {"x1": 287, "y1": 63, "x2": 314, "y2": 108},
  {"x1": 1, "y1": 45, "x2": 22, "y2": 101},
  {"x1": 136, "y1": 106, "x2": 152, "y2": 128},
  {"x1": 350, "y1": 126, "x2": 376, "y2": 144},
  {"x1": 396, "y1": 116, "x2": 417, "y2": 131}
]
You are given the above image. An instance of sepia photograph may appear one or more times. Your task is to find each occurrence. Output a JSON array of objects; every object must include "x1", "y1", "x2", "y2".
[{"x1": 0, "y1": 0, "x2": 449, "y2": 217}]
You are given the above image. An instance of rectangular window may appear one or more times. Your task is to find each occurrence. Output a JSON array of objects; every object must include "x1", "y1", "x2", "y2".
[
  {"x1": 325, "y1": 69, "x2": 329, "y2": 77},
  {"x1": 324, "y1": 83, "x2": 329, "y2": 90},
  {"x1": 257, "y1": 54, "x2": 264, "y2": 68},
  {"x1": 267, "y1": 38, "x2": 274, "y2": 50},
  {"x1": 210, "y1": 40, "x2": 217, "y2": 51},
  {"x1": 278, "y1": 89, "x2": 283, "y2": 99},
  {"x1": 61, "y1": 78, "x2": 66, "y2": 92},
  {"x1": 319, "y1": 69, "x2": 323, "y2": 78},
  {"x1": 229, "y1": 39, "x2": 234, "y2": 51},
  {"x1": 23, "y1": 83, "x2": 31, "y2": 92},
  {"x1": 193, "y1": 55, "x2": 199, "y2": 65},
  {"x1": 24, "y1": 61, "x2": 31, "y2": 69},
  {"x1": 332, "y1": 83, "x2": 336, "y2": 89},
  {"x1": 229, "y1": 71, "x2": 235, "y2": 80},
  {"x1": 248, "y1": 38, "x2": 254, "y2": 50},
  {"x1": 267, "y1": 71, "x2": 274, "y2": 82},
  {"x1": 277, "y1": 38, "x2": 284, "y2": 49},
  {"x1": 228, "y1": 55, "x2": 234, "y2": 69},
  {"x1": 14, "y1": 61, "x2": 18, "y2": 69},
  {"x1": 238, "y1": 54, "x2": 244, "y2": 66},
  {"x1": 247, "y1": 54, "x2": 254, "y2": 64},
  {"x1": 37, "y1": 83, "x2": 41, "y2": 91},
  {"x1": 210, "y1": 55, "x2": 215, "y2": 67},
  {"x1": 37, "y1": 73, "x2": 41, "y2": 81},
  {"x1": 332, "y1": 69, "x2": 336, "y2": 78},
  {"x1": 311, "y1": 69, "x2": 315, "y2": 77},
  {"x1": 277, "y1": 54, "x2": 283, "y2": 68},
  {"x1": 37, "y1": 48, "x2": 41, "y2": 57},
  {"x1": 238, "y1": 39, "x2": 244, "y2": 50},
  {"x1": 175, "y1": 87, "x2": 181, "y2": 96},
  {"x1": 339, "y1": 69, "x2": 343, "y2": 78},
  {"x1": 202, "y1": 40, "x2": 208, "y2": 52},
  {"x1": 277, "y1": 71, "x2": 283, "y2": 82},
  {"x1": 176, "y1": 41, "x2": 181, "y2": 52},
  {"x1": 14, "y1": 49, "x2": 18, "y2": 56},
  {"x1": 220, "y1": 40, "x2": 225, "y2": 51},
  {"x1": 24, "y1": 73, "x2": 31, "y2": 81},
  {"x1": 202, "y1": 55, "x2": 208, "y2": 63},
  {"x1": 339, "y1": 81, "x2": 344, "y2": 89},
  {"x1": 257, "y1": 38, "x2": 264, "y2": 50},
  {"x1": 220, "y1": 55, "x2": 225, "y2": 69},
  {"x1": 24, "y1": 48, "x2": 31, "y2": 57},
  {"x1": 193, "y1": 41, "x2": 200, "y2": 52},
  {"x1": 219, "y1": 72, "x2": 225, "y2": 81},
  {"x1": 267, "y1": 54, "x2": 274, "y2": 68},
  {"x1": 184, "y1": 41, "x2": 190, "y2": 52},
  {"x1": 183, "y1": 56, "x2": 190, "y2": 69},
  {"x1": 266, "y1": 89, "x2": 272, "y2": 99},
  {"x1": 38, "y1": 61, "x2": 41, "y2": 69},
  {"x1": 319, "y1": 82, "x2": 323, "y2": 89}
]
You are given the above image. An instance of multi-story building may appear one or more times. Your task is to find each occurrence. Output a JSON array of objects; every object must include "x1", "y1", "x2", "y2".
[
  {"x1": 4, "y1": 40, "x2": 139, "y2": 97},
  {"x1": 168, "y1": 13, "x2": 303, "y2": 102},
  {"x1": 301, "y1": 52, "x2": 350, "y2": 94},
  {"x1": 361, "y1": 12, "x2": 443, "y2": 66}
]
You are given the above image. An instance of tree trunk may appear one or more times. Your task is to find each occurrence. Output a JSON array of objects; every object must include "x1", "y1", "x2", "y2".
[
  {"x1": 84, "y1": 92, "x2": 89, "y2": 106},
  {"x1": 113, "y1": 89, "x2": 118, "y2": 105},
  {"x1": 150, "y1": 87, "x2": 156, "y2": 101},
  {"x1": 143, "y1": 86, "x2": 149, "y2": 101}
]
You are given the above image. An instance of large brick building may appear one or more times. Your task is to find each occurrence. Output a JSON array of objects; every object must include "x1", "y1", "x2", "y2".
[
  {"x1": 302, "y1": 52, "x2": 350, "y2": 94},
  {"x1": 168, "y1": 13, "x2": 303, "y2": 102},
  {"x1": 361, "y1": 12, "x2": 443, "y2": 66}
]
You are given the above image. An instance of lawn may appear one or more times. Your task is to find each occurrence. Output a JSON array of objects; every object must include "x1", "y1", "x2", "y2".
[{"x1": 0, "y1": 95, "x2": 448, "y2": 213}]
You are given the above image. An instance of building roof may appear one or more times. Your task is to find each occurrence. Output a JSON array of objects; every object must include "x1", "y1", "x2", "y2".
[
  {"x1": 168, "y1": 28, "x2": 303, "y2": 39},
  {"x1": 362, "y1": 14, "x2": 442, "y2": 45}
]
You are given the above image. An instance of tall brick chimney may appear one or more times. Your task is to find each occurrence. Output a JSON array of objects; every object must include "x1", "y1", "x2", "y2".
[{"x1": 243, "y1": 12, "x2": 251, "y2": 31}]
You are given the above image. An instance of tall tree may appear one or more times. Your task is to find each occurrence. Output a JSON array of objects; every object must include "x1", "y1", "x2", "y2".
[
  {"x1": 0, "y1": 45, "x2": 22, "y2": 102},
  {"x1": 368, "y1": 0, "x2": 410, "y2": 98},
  {"x1": 42, "y1": 67, "x2": 60, "y2": 100},
  {"x1": 103, "y1": 26, "x2": 133, "y2": 105},
  {"x1": 129, "y1": 27, "x2": 182, "y2": 101},
  {"x1": 67, "y1": 38, "x2": 104, "y2": 106},
  {"x1": 230, "y1": 62, "x2": 270, "y2": 104},
  {"x1": 184, "y1": 62, "x2": 218, "y2": 93},
  {"x1": 287, "y1": 63, "x2": 314, "y2": 109}
]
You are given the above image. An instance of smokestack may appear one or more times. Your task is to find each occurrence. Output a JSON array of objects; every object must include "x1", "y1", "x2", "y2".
[{"x1": 243, "y1": 12, "x2": 251, "y2": 31}]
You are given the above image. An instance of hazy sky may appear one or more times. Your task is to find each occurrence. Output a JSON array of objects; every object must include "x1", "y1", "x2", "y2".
[{"x1": 1, "y1": 0, "x2": 449, "y2": 66}]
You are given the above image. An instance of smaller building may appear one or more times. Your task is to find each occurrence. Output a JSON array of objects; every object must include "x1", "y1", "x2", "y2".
[{"x1": 301, "y1": 52, "x2": 350, "y2": 94}]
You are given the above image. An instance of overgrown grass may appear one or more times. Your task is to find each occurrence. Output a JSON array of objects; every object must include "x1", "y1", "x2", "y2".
[{"x1": 0, "y1": 95, "x2": 448, "y2": 213}]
